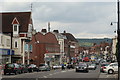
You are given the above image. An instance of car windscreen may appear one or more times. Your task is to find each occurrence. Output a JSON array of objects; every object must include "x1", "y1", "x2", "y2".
[
  {"x1": 79, "y1": 63, "x2": 87, "y2": 67},
  {"x1": 5, "y1": 64, "x2": 14, "y2": 68},
  {"x1": 101, "y1": 64, "x2": 109, "y2": 66}
]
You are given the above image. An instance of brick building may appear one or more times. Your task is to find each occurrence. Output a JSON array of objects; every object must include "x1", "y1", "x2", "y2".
[
  {"x1": 29, "y1": 31, "x2": 60, "y2": 66},
  {"x1": 0, "y1": 12, "x2": 34, "y2": 63},
  {"x1": 61, "y1": 31, "x2": 79, "y2": 63}
]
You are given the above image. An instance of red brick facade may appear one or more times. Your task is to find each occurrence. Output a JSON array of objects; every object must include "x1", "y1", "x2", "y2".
[{"x1": 29, "y1": 32, "x2": 60, "y2": 66}]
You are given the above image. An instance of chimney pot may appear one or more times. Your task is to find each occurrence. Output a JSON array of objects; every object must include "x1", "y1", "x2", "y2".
[
  {"x1": 41, "y1": 29, "x2": 47, "y2": 33},
  {"x1": 53, "y1": 30, "x2": 59, "y2": 33}
]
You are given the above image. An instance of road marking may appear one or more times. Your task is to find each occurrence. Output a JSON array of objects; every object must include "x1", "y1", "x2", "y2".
[
  {"x1": 61, "y1": 71, "x2": 66, "y2": 73},
  {"x1": 53, "y1": 73, "x2": 57, "y2": 74},
  {"x1": 43, "y1": 76, "x2": 47, "y2": 78},
  {"x1": 49, "y1": 74, "x2": 53, "y2": 76}
]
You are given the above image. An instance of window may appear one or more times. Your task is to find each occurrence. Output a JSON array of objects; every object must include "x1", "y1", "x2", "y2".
[
  {"x1": 15, "y1": 41, "x2": 18, "y2": 48},
  {"x1": 6, "y1": 39, "x2": 10, "y2": 47},
  {"x1": 14, "y1": 25, "x2": 17, "y2": 31},
  {"x1": 0, "y1": 36, "x2": 1, "y2": 44},
  {"x1": 1, "y1": 36, "x2": 3, "y2": 45}
]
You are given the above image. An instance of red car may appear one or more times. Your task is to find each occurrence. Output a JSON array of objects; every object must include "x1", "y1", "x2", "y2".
[{"x1": 83, "y1": 57, "x2": 89, "y2": 62}]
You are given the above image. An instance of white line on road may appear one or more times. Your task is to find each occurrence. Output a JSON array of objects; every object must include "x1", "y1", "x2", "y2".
[
  {"x1": 61, "y1": 71, "x2": 66, "y2": 73},
  {"x1": 43, "y1": 76, "x2": 47, "y2": 78},
  {"x1": 49, "y1": 74, "x2": 53, "y2": 76}
]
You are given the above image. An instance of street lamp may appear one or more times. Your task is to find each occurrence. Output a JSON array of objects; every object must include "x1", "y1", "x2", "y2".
[
  {"x1": 111, "y1": 0, "x2": 120, "y2": 79},
  {"x1": 117, "y1": 0, "x2": 120, "y2": 80}
]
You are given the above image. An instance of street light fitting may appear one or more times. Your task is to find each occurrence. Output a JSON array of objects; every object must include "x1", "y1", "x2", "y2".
[
  {"x1": 110, "y1": 22, "x2": 118, "y2": 26},
  {"x1": 110, "y1": 22, "x2": 113, "y2": 25}
]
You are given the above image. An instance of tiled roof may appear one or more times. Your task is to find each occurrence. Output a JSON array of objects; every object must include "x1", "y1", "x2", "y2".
[
  {"x1": 0, "y1": 12, "x2": 31, "y2": 33},
  {"x1": 61, "y1": 33, "x2": 78, "y2": 42}
]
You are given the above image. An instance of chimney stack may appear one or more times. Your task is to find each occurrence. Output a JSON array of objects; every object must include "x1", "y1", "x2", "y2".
[
  {"x1": 53, "y1": 30, "x2": 59, "y2": 33},
  {"x1": 48, "y1": 22, "x2": 50, "y2": 32},
  {"x1": 41, "y1": 29, "x2": 47, "y2": 33},
  {"x1": 63, "y1": 30, "x2": 66, "y2": 33}
]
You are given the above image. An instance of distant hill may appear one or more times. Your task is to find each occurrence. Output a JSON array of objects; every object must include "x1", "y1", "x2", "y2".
[{"x1": 77, "y1": 38, "x2": 112, "y2": 47}]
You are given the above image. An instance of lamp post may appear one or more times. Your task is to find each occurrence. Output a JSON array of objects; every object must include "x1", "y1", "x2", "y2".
[
  {"x1": 111, "y1": 0, "x2": 120, "y2": 79},
  {"x1": 68, "y1": 41, "x2": 71, "y2": 64}
]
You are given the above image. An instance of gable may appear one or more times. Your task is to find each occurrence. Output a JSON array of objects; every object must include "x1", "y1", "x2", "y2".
[
  {"x1": 0, "y1": 12, "x2": 32, "y2": 33},
  {"x1": 12, "y1": 17, "x2": 19, "y2": 24}
]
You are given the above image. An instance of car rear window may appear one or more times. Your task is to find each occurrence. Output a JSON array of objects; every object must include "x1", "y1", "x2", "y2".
[{"x1": 39, "y1": 64, "x2": 45, "y2": 66}]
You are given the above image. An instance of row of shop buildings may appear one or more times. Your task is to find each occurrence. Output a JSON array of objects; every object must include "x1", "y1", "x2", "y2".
[{"x1": 0, "y1": 12, "x2": 79, "y2": 66}]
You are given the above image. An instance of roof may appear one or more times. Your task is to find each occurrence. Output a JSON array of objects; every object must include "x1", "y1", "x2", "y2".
[
  {"x1": 61, "y1": 33, "x2": 78, "y2": 42},
  {"x1": 0, "y1": 12, "x2": 32, "y2": 33},
  {"x1": 51, "y1": 32, "x2": 67, "y2": 40}
]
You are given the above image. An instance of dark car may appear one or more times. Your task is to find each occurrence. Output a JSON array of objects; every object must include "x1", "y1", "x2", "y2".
[
  {"x1": 67, "y1": 63, "x2": 74, "y2": 69},
  {"x1": 19, "y1": 64, "x2": 28, "y2": 73},
  {"x1": 27, "y1": 64, "x2": 39, "y2": 72},
  {"x1": 76, "y1": 62, "x2": 89, "y2": 72},
  {"x1": 95, "y1": 60, "x2": 99, "y2": 65},
  {"x1": 4, "y1": 63, "x2": 21, "y2": 75},
  {"x1": 100, "y1": 63, "x2": 109, "y2": 73},
  {"x1": 38, "y1": 63, "x2": 50, "y2": 71}
]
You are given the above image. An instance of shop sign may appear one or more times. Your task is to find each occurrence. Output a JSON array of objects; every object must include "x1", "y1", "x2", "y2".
[{"x1": 0, "y1": 49, "x2": 14, "y2": 55}]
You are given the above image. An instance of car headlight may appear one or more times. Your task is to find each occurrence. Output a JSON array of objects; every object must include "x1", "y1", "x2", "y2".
[
  {"x1": 76, "y1": 66, "x2": 79, "y2": 68},
  {"x1": 84, "y1": 67, "x2": 87, "y2": 69}
]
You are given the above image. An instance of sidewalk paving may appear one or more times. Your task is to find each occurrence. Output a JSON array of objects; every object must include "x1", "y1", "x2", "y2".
[{"x1": 99, "y1": 73, "x2": 118, "y2": 80}]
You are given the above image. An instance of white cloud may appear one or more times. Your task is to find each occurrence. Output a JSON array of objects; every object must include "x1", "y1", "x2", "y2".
[
  {"x1": 1, "y1": 0, "x2": 117, "y2": 2},
  {"x1": 75, "y1": 32, "x2": 115, "y2": 38},
  {"x1": 1, "y1": 2, "x2": 117, "y2": 38}
]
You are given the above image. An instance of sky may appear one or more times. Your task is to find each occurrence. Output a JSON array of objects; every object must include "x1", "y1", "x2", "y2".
[{"x1": 0, "y1": 0, "x2": 118, "y2": 38}]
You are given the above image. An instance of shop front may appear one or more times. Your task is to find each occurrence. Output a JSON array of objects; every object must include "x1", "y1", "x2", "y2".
[{"x1": 0, "y1": 49, "x2": 14, "y2": 64}]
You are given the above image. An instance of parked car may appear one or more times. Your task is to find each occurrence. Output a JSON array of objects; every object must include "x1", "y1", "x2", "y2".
[
  {"x1": 52, "y1": 65, "x2": 61, "y2": 69},
  {"x1": 100, "y1": 62, "x2": 110, "y2": 73},
  {"x1": 67, "y1": 63, "x2": 74, "y2": 69},
  {"x1": 27, "y1": 64, "x2": 39, "y2": 72},
  {"x1": 94, "y1": 60, "x2": 99, "y2": 65},
  {"x1": 88, "y1": 63, "x2": 97, "y2": 70},
  {"x1": 104, "y1": 62, "x2": 118, "y2": 74},
  {"x1": 100, "y1": 59, "x2": 107, "y2": 64},
  {"x1": 38, "y1": 63, "x2": 50, "y2": 71},
  {"x1": 76, "y1": 62, "x2": 89, "y2": 72},
  {"x1": 18, "y1": 64, "x2": 28, "y2": 73},
  {"x1": 83, "y1": 57, "x2": 89, "y2": 62},
  {"x1": 4, "y1": 63, "x2": 21, "y2": 75}
]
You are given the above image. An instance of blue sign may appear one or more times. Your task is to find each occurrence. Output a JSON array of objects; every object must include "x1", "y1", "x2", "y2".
[
  {"x1": 24, "y1": 44, "x2": 28, "y2": 51},
  {"x1": 29, "y1": 45, "x2": 32, "y2": 52},
  {"x1": 24, "y1": 44, "x2": 32, "y2": 52},
  {"x1": 0, "y1": 49, "x2": 14, "y2": 55}
]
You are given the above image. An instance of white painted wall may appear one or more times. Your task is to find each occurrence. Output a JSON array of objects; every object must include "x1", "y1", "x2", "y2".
[{"x1": 0, "y1": 34, "x2": 11, "y2": 49}]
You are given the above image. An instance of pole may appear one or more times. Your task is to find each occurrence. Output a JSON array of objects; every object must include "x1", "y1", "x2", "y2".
[
  {"x1": 28, "y1": 44, "x2": 30, "y2": 64},
  {"x1": 10, "y1": 32, "x2": 13, "y2": 63},
  {"x1": 117, "y1": 0, "x2": 120, "y2": 80},
  {"x1": 68, "y1": 43, "x2": 71, "y2": 64}
]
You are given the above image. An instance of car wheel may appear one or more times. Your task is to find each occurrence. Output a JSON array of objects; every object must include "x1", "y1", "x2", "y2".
[
  {"x1": 108, "y1": 69, "x2": 114, "y2": 74},
  {"x1": 76, "y1": 69, "x2": 78, "y2": 72},
  {"x1": 4, "y1": 72, "x2": 6, "y2": 75},
  {"x1": 31, "y1": 69, "x2": 33, "y2": 72},
  {"x1": 15, "y1": 71, "x2": 18, "y2": 75},
  {"x1": 86, "y1": 70, "x2": 89, "y2": 73}
]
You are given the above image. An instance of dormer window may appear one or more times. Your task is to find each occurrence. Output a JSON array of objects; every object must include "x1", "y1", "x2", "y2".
[
  {"x1": 12, "y1": 17, "x2": 19, "y2": 36},
  {"x1": 14, "y1": 25, "x2": 17, "y2": 31}
]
